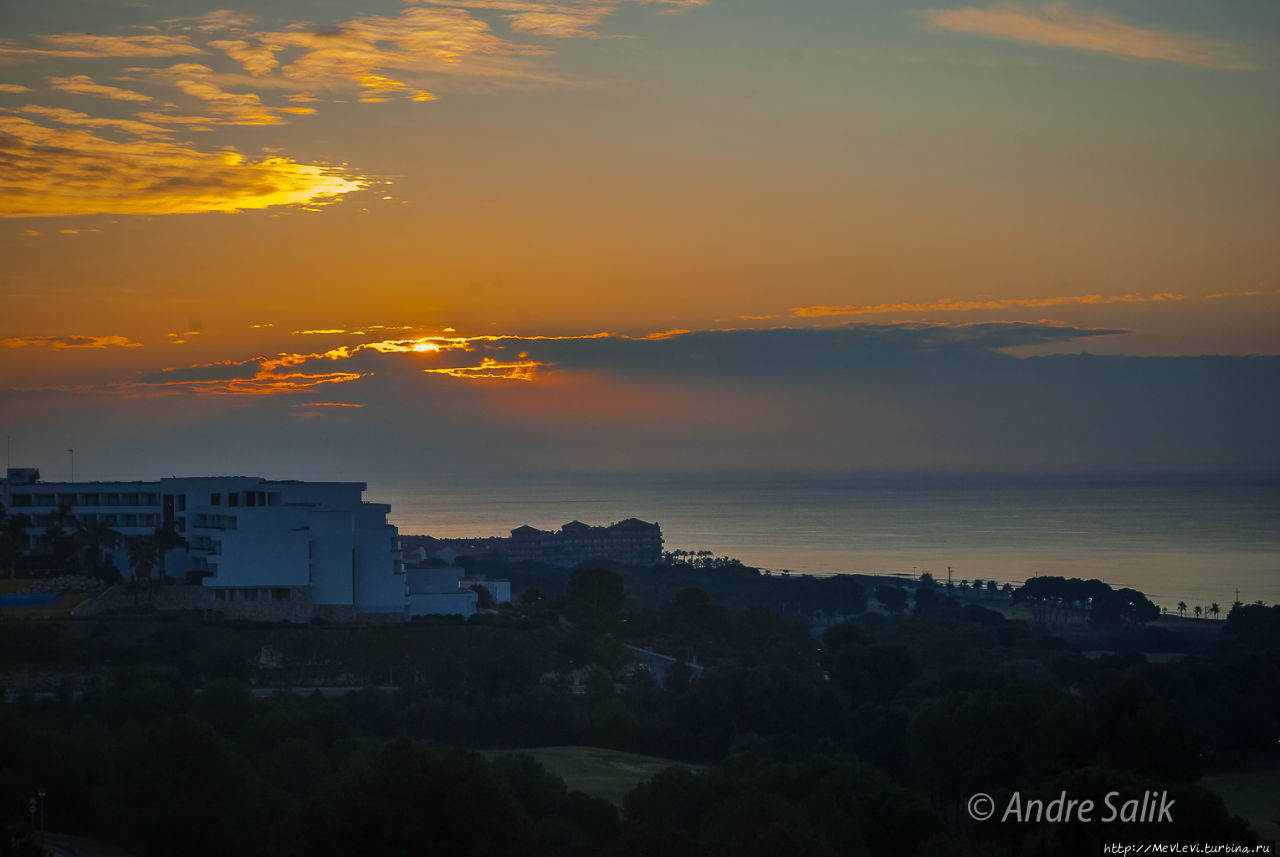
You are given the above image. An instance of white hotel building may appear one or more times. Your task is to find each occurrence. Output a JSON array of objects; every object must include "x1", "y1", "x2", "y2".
[{"x1": 1, "y1": 468, "x2": 416, "y2": 621}]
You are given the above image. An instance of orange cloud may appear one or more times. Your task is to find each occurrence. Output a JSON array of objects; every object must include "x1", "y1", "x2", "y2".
[
  {"x1": 4, "y1": 334, "x2": 143, "y2": 350},
  {"x1": 128, "y1": 357, "x2": 367, "y2": 397},
  {"x1": 0, "y1": 115, "x2": 366, "y2": 217},
  {"x1": 136, "y1": 63, "x2": 295, "y2": 125},
  {"x1": 203, "y1": 6, "x2": 551, "y2": 100},
  {"x1": 792, "y1": 292, "x2": 1186, "y2": 318},
  {"x1": 207, "y1": 38, "x2": 283, "y2": 76},
  {"x1": 422, "y1": 356, "x2": 546, "y2": 380},
  {"x1": 0, "y1": 33, "x2": 206, "y2": 59},
  {"x1": 164, "y1": 11, "x2": 260, "y2": 33},
  {"x1": 46, "y1": 74, "x2": 152, "y2": 102},
  {"x1": 505, "y1": 9, "x2": 614, "y2": 39},
  {"x1": 922, "y1": 2, "x2": 1251, "y2": 69},
  {"x1": 13, "y1": 104, "x2": 173, "y2": 139},
  {"x1": 0, "y1": 83, "x2": 32, "y2": 93}
]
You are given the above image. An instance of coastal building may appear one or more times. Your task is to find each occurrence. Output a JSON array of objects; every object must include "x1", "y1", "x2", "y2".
[
  {"x1": 405, "y1": 565, "x2": 478, "y2": 619},
  {"x1": 507, "y1": 518, "x2": 663, "y2": 567},
  {"x1": 1, "y1": 468, "x2": 403, "y2": 621}
]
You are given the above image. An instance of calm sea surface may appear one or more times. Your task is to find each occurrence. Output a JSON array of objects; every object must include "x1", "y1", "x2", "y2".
[{"x1": 367, "y1": 472, "x2": 1279, "y2": 612}]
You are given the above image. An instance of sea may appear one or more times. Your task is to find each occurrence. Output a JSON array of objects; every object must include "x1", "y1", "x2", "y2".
[{"x1": 368, "y1": 471, "x2": 1279, "y2": 613}]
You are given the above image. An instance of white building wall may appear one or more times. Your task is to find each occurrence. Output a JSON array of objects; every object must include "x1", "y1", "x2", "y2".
[
  {"x1": 212, "y1": 528, "x2": 311, "y2": 588},
  {"x1": 406, "y1": 567, "x2": 465, "y2": 595},
  {"x1": 308, "y1": 508, "x2": 355, "y2": 606},
  {"x1": 353, "y1": 504, "x2": 402, "y2": 614}
]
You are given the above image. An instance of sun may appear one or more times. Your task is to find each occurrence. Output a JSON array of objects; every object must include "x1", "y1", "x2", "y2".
[{"x1": 412, "y1": 342, "x2": 439, "y2": 353}]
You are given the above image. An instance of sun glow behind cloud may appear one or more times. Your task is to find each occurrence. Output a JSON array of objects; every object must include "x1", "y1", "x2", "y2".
[{"x1": 0, "y1": 115, "x2": 366, "y2": 217}]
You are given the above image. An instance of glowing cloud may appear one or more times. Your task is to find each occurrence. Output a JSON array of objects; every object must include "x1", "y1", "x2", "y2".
[
  {"x1": 0, "y1": 84, "x2": 32, "y2": 93},
  {"x1": 0, "y1": 33, "x2": 206, "y2": 59},
  {"x1": 792, "y1": 292, "x2": 1186, "y2": 318},
  {"x1": 14, "y1": 104, "x2": 173, "y2": 140},
  {"x1": 4, "y1": 334, "x2": 143, "y2": 350},
  {"x1": 0, "y1": 115, "x2": 367, "y2": 217},
  {"x1": 922, "y1": 2, "x2": 1251, "y2": 69},
  {"x1": 130, "y1": 358, "x2": 367, "y2": 397},
  {"x1": 422, "y1": 356, "x2": 546, "y2": 380},
  {"x1": 46, "y1": 74, "x2": 153, "y2": 102},
  {"x1": 136, "y1": 63, "x2": 295, "y2": 125}
]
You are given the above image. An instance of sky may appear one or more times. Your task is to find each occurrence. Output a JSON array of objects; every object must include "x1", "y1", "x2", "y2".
[{"x1": 1, "y1": 0, "x2": 1277, "y2": 481}]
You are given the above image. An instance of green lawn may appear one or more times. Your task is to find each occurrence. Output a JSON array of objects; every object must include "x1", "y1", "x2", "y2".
[
  {"x1": 484, "y1": 746, "x2": 699, "y2": 806},
  {"x1": 1200, "y1": 770, "x2": 1280, "y2": 840}
]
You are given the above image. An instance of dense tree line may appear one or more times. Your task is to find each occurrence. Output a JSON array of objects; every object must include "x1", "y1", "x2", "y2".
[{"x1": 0, "y1": 565, "x2": 1275, "y2": 855}]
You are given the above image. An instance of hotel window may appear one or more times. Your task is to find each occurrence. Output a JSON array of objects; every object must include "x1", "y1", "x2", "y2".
[
  {"x1": 124, "y1": 494, "x2": 139, "y2": 506},
  {"x1": 177, "y1": 495, "x2": 186, "y2": 512},
  {"x1": 272, "y1": 589, "x2": 291, "y2": 601},
  {"x1": 211, "y1": 493, "x2": 221, "y2": 506},
  {"x1": 143, "y1": 493, "x2": 159, "y2": 505},
  {"x1": 36, "y1": 494, "x2": 54, "y2": 505},
  {"x1": 103, "y1": 493, "x2": 119, "y2": 505},
  {"x1": 228, "y1": 493, "x2": 239, "y2": 507},
  {"x1": 11, "y1": 494, "x2": 31, "y2": 506},
  {"x1": 57, "y1": 494, "x2": 76, "y2": 505},
  {"x1": 246, "y1": 492, "x2": 256, "y2": 507}
]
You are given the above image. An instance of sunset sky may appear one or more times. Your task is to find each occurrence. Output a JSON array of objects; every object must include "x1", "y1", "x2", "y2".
[{"x1": 2, "y1": 0, "x2": 1277, "y2": 481}]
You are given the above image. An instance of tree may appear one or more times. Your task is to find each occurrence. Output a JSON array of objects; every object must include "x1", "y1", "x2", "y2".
[
  {"x1": 1209, "y1": 602, "x2": 1220, "y2": 620},
  {"x1": 126, "y1": 534, "x2": 160, "y2": 602},
  {"x1": 875, "y1": 585, "x2": 908, "y2": 615},
  {"x1": 76, "y1": 518, "x2": 122, "y2": 581},
  {"x1": 43, "y1": 503, "x2": 79, "y2": 572},
  {"x1": 0, "y1": 503, "x2": 31, "y2": 578},
  {"x1": 469, "y1": 584, "x2": 494, "y2": 609},
  {"x1": 568, "y1": 566, "x2": 625, "y2": 613},
  {"x1": 918, "y1": 571, "x2": 935, "y2": 587},
  {"x1": 1177, "y1": 601, "x2": 1187, "y2": 617},
  {"x1": 152, "y1": 521, "x2": 189, "y2": 583},
  {"x1": 913, "y1": 585, "x2": 939, "y2": 615},
  {"x1": 1194, "y1": 605, "x2": 1202, "y2": 619}
]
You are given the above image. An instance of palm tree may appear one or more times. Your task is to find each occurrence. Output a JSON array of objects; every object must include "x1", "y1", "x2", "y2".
[
  {"x1": 44, "y1": 503, "x2": 79, "y2": 573},
  {"x1": 1209, "y1": 602, "x2": 1220, "y2": 620},
  {"x1": 1176, "y1": 601, "x2": 1187, "y2": 617},
  {"x1": 152, "y1": 521, "x2": 188, "y2": 584},
  {"x1": 0, "y1": 504, "x2": 31, "y2": 578},
  {"x1": 1194, "y1": 605, "x2": 1202, "y2": 619},
  {"x1": 126, "y1": 534, "x2": 160, "y2": 604},
  {"x1": 76, "y1": 518, "x2": 122, "y2": 581}
]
